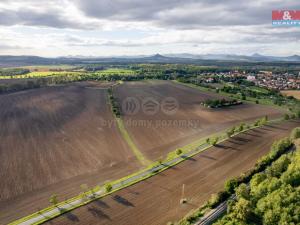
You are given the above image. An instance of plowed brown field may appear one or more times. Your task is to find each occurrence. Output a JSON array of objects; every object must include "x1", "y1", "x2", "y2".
[
  {"x1": 0, "y1": 82, "x2": 140, "y2": 224},
  {"x1": 115, "y1": 80, "x2": 286, "y2": 160},
  {"x1": 45, "y1": 120, "x2": 300, "y2": 225},
  {"x1": 0, "y1": 80, "x2": 288, "y2": 224}
]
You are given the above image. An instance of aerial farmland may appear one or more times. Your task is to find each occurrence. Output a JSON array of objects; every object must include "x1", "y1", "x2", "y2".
[
  {"x1": 1, "y1": 1, "x2": 300, "y2": 224},
  {"x1": 0, "y1": 75, "x2": 296, "y2": 225}
]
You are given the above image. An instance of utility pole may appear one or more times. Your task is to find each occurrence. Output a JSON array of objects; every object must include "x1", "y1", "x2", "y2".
[{"x1": 180, "y1": 184, "x2": 187, "y2": 204}]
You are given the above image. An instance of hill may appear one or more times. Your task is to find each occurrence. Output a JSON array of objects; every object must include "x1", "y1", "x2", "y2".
[{"x1": 0, "y1": 53, "x2": 300, "y2": 68}]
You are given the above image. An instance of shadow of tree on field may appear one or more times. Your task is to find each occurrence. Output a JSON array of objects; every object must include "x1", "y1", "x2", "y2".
[
  {"x1": 244, "y1": 132, "x2": 260, "y2": 138},
  {"x1": 167, "y1": 165, "x2": 179, "y2": 170},
  {"x1": 127, "y1": 188, "x2": 139, "y2": 195},
  {"x1": 228, "y1": 140, "x2": 246, "y2": 145},
  {"x1": 63, "y1": 212, "x2": 79, "y2": 222},
  {"x1": 112, "y1": 195, "x2": 135, "y2": 207},
  {"x1": 231, "y1": 136, "x2": 250, "y2": 143},
  {"x1": 215, "y1": 144, "x2": 240, "y2": 151},
  {"x1": 157, "y1": 172, "x2": 166, "y2": 176},
  {"x1": 94, "y1": 199, "x2": 110, "y2": 209},
  {"x1": 87, "y1": 206, "x2": 111, "y2": 220},
  {"x1": 264, "y1": 124, "x2": 288, "y2": 130},
  {"x1": 199, "y1": 154, "x2": 217, "y2": 161},
  {"x1": 251, "y1": 129, "x2": 264, "y2": 134},
  {"x1": 259, "y1": 127, "x2": 273, "y2": 132},
  {"x1": 181, "y1": 155, "x2": 196, "y2": 161}
]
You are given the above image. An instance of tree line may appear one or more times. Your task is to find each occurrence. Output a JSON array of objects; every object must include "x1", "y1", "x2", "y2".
[
  {"x1": 215, "y1": 128, "x2": 300, "y2": 225},
  {"x1": 0, "y1": 68, "x2": 30, "y2": 77},
  {"x1": 108, "y1": 87, "x2": 121, "y2": 117},
  {"x1": 203, "y1": 98, "x2": 242, "y2": 108}
]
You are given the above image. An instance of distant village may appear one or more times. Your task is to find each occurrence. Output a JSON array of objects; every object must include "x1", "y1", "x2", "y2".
[
  {"x1": 201, "y1": 70, "x2": 300, "y2": 90},
  {"x1": 246, "y1": 71, "x2": 300, "y2": 90}
]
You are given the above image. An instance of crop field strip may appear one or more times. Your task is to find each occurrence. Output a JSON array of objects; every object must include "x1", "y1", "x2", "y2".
[
  {"x1": 0, "y1": 68, "x2": 136, "y2": 79},
  {"x1": 115, "y1": 118, "x2": 151, "y2": 166},
  {"x1": 107, "y1": 82, "x2": 151, "y2": 166}
]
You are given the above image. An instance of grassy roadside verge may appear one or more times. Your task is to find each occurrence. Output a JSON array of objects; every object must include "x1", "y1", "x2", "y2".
[
  {"x1": 9, "y1": 116, "x2": 288, "y2": 225},
  {"x1": 107, "y1": 83, "x2": 151, "y2": 166},
  {"x1": 115, "y1": 117, "x2": 151, "y2": 166}
]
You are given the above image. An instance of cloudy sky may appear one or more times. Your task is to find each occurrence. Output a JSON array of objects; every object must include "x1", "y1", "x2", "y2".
[{"x1": 0, "y1": 0, "x2": 299, "y2": 57}]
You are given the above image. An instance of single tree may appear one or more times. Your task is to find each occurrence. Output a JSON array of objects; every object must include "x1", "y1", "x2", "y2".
[
  {"x1": 284, "y1": 114, "x2": 290, "y2": 120},
  {"x1": 230, "y1": 198, "x2": 252, "y2": 222},
  {"x1": 158, "y1": 157, "x2": 164, "y2": 164},
  {"x1": 225, "y1": 178, "x2": 238, "y2": 194},
  {"x1": 261, "y1": 115, "x2": 268, "y2": 125},
  {"x1": 206, "y1": 138, "x2": 210, "y2": 144},
  {"x1": 105, "y1": 183, "x2": 113, "y2": 193},
  {"x1": 290, "y1": 127, "x2": 300, "y2": 140},
  {"x1": 176, "y1": 148, "x2": 183, "y2": 156},
  {"x1": 237, "y1": 123, "x2": 245, "y2": 132},
  {"x1": 80, "y1": 184, "x2": 88, "y2": 199},
  {"x1": 227, "y1": 127, "x2": 235, "y2": 137},
  {"x1": 211, "y1": 137, "x2": 219, "y2": 146},
  {"x1": 235, "y1": 183, "x2": 250, "y2": 200},
  {"x1": 49, "y1": 194, "x2": 58, "y2": 207}
]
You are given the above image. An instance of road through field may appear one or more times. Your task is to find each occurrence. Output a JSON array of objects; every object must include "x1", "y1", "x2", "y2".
[{"x1": 45, "y1": 120, "x2": 300, "y2": 225}]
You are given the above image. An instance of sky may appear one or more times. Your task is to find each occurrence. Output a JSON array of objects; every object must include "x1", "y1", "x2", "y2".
[{"x1": 0, "y1": 0, "x2": 299, "y2": 57}]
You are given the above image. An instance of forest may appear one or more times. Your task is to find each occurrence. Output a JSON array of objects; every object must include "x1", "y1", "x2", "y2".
[{"x1": 215, "y1": 128, "x2": 300, "y2": 225}]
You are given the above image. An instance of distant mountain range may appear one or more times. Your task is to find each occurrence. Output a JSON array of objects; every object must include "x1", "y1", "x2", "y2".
[
  {"x1": 165, "y1": 53, "x2": 300, "y2": 62},
  {"x1": 0, "y1": 53, "x2": 300, "y2": 67}
]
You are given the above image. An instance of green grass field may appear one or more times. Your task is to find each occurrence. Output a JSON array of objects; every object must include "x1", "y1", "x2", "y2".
[
  {"x1": 174, "y1": 81, "x2": 283, "y2": 109},
  {"x1": 22, "y1": 65, "x2": 79, "y2": 71},
  {"x1": 0, "y1": 71, "x2": 81, "y2": 79},
  {"x1": 115, "y1": 118, "x2": 151, "y2": 166},
  {"x1": 0, "y1": 68, "x2": 136, "y2": 79},
  {"x1": 246, "y1": 85, "x2": 270, "y2": 94},
  {"x1": 94, "y1": 68, "x2": 136, "y2": 76}
]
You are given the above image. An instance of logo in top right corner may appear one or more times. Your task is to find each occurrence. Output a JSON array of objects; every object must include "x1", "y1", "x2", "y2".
[{"x1": 272, "y1": 10, "x2": 300, "y2": 26}]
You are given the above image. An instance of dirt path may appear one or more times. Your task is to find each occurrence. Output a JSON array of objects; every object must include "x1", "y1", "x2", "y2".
[{"x1": 45, "y1": 120, "x2": 300, "y2": 225}]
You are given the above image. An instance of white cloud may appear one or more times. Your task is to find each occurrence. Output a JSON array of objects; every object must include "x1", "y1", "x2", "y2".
[{"x1": 0, "y1": 0, "x2": 299, "y2": 56}]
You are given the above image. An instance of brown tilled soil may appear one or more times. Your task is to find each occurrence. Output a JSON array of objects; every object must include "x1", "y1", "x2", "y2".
[
  {"x1": 0, "y1": 82, "x2": 140, "y2": 224},
  {"x1": 0, "y1": 80, "x2": 288, "y2": 224},
  {"x1": 45, "y1": 120, "x2": 300, "y2": 225},
  {"x1": 115, "y1": 80, "x2": 286, "y2": 160},
  {"x1": 0, "y1": 78, "x2": 36, "y2": 85}
]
